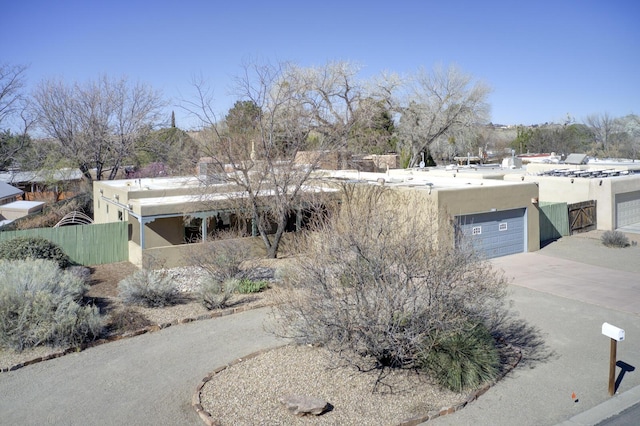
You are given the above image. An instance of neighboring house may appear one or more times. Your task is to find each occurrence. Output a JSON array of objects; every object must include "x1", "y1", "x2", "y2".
[
  {"x1": 0, "y1": 168, "x2": 84, "y2": 201},
  {"x1": 0, "y1": 182, "x2": 23, "y2": 205},
  {"x1": 94, "y1": 169, "x2": 540, "y2": 267},
  {"x1": 0, "y1": 182, "x2": 44, "y2": 227},
  {"x1": 507, "y1": 161, "x2": 640, "y2": 233}
]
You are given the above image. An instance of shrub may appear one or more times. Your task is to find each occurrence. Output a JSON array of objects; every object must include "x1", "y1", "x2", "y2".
[
  {"x1": 418, "y1": 323, "x2": 500, "y2": 392},
  {"x1": 0, "y1": 259, "x2": 102, "y2": 351},
  {"x1": 189, "y1": 240, "x2": 249, "y2": 283},
  {"x1": 118, "y1": 269, "x2": 180, "y2": 307},
  {"x1": 0, "y1": 236, "x2": 72, "y2": 268},
  {"x1": 274, "y1": 184, "x2": 509, "y2": 388},
  {"x1": 199, "y1": 278, "x2": 237, "y2": 310},
  {"x1": 236, "y1": 279, "x2": 269, "y2": 294},
  {"x1": 107, "y1": 306, "x2": 154, "y2": 335},
  {"x1": 601, "y1": 230, "x2": 630, "y2": 248}
]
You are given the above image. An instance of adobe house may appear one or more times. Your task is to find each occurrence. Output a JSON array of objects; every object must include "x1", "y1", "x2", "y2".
[
  {"x1": 327, "y1": 169, "x2": 540, "y2": 259},
  {"x1": 93, "y1": 176, "x2": 338, "y2": 267}
]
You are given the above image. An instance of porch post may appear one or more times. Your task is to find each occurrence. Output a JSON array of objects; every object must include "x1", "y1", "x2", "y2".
[{"x1": 201, "y1": 217, "x2": 208, "y2": 242}]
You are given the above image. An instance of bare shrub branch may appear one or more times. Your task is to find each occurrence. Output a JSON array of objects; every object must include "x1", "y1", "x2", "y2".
[{"x1": 274, "y1": 184, "x2": 510, "y2": 385}]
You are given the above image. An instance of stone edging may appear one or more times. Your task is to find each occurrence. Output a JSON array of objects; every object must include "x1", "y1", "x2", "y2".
[
  {"x1": 0, "y1": 302, "x2": 272, "y2": 374},
  {"x1": 192, "y1": 344, "x2": 524, "y2": 426}
]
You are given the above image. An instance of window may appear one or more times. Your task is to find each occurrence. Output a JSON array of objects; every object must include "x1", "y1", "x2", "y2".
[
  {"x1": 499, "y1": 223, "x2": 508, "y2": 231},
  {"x1": 472, "y1": 226, "x2": 482, "y2": 235}
]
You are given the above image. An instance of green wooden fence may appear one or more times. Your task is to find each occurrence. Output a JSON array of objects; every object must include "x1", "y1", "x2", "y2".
[
  {"x1": 539, "y1": 201, "x2": 569, "y2": 243},
  {"x1": 0, "y1": 222, "x2": 128, "y2": 265}
]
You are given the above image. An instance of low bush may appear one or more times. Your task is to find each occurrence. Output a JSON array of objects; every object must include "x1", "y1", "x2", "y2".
[
  {"x1": 107, "y1": 306, "x2": 154, "y2": 335},
  {"x1": 0, "y1": 259, "x2": 102, "y2": 351},
  {"x1": 418, "y1": 323, "x2": 500, "y2": 392},
  {"x1": 0, "y1": 236, "x2": 72, "y2": 268},
  {"x1": 118, "y1": 269, "x2": 180, "y2": 307},
  {"x1": 601, "y1": 230, "x2": 630, "y2": 248},
  {"x1": 200, "y1": 278, "x2": 237, "y2": 310},
  {"x1": 236, "y1": 279, "x2": 269, "y2": 294}
]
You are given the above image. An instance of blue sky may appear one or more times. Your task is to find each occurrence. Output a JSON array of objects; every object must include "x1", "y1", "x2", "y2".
[{"x1": 3, "y1": 0, "x2": 639, "y2": 130}]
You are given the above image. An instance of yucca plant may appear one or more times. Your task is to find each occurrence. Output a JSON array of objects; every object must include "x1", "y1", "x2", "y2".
[{"x1": 418, "y1": 323, "x2": 500, "y2": 392}]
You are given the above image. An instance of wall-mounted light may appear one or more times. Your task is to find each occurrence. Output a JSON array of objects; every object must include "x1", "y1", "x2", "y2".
[
  {"x1": 571, "y1": 178, "x2": 574, "y2": 183},
  {"x1": 99, "y1": 188, "x2": 104, "y2": 195},
  {"x1": 114, "y1": 194, "x2": 119, "y2": 201},
  {"x1": 521, "y1": 176, "x2": 525, "y2": 181},
  {"x1": 599, "y1": 180, "x2": 603, "y2": 186},
  {"x1": 127, "y1": 204, "x2": 133, "y2": 210},
  {"x1": 531, "y1": 197, "x2": 539, "y2": 204},
  {"x1": 426, "y1": 182, "x2": 433, "y2": 195}
]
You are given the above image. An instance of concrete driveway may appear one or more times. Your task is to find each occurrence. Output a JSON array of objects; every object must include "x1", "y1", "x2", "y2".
[{"x1": 429, "y1": 234, "x2": 640, "y2": 426}]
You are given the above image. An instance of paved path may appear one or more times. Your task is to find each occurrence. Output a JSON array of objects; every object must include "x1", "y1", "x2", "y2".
[{"x1": 0, "y1": 307, "x2": 283, "y2": 426}]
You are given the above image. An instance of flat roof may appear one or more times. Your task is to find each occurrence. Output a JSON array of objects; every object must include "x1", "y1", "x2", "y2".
[
  {"x1": 96, "y1": 176, "x2": 205, "y2": 191},
  {"x1": 1, "y1": 200, "x2": 45, "y2": 210},
  {"x1": 324, "y1": 169, "x2": 528, "y2": 190}
]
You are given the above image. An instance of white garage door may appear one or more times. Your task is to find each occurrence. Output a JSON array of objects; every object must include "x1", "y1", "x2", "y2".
[
  {"x1": 616, "y1": 191, "x2": 640, "y2": 228},
  {"x1": 456, "y1": 208, "x2": 526, "y2": 259}
]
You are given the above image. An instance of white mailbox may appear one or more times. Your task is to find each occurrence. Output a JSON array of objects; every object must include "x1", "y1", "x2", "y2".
[{"x1": 602, "y1": 322, "x2": 625, "y2": 341}]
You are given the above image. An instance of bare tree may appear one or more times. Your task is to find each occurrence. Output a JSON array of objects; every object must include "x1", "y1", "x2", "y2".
[
  {"x1": 273, "y1": 184, "x2": 510, "y2": 388},
  {"x1": 32, "y1": 76, "x2": 165, "y2": 181},
  {"x1": 0, "y1": 63, "x2": 28, "y2": 129},
  {"x1": 0, "y1": 64, "x2": 36, "y2": 168},
  {"x1": 584, "y1": 112, "x2": 618, "y2": 156},
  {"x1": 186, "y1": 63, "x2": 370, "y2": 257},
  {"x1": 396, "y1": 65, "x2": 491, "y2": 167}
]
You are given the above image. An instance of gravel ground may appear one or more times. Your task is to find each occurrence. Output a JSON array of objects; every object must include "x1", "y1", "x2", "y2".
[{"x1": 200, "y1": 344, "x2": 466, "y2": 426}]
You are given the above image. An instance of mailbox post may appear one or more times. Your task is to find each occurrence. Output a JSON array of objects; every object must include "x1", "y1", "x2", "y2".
[{"x1": 602, "y1": 322, "x2": 625, "y2": 396}]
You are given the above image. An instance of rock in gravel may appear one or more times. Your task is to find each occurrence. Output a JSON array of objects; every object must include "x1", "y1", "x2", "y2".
[{"x1": 280, "y1": 395, "x2": 330, "y2": 416}]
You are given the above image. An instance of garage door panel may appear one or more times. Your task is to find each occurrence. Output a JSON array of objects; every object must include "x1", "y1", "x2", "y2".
[
  {"x1": 616, "y1": 191, "x2": 640, "y2": 228},
  {"x1": 456, "y1": 208, "x2": 526, "y2": 259}
]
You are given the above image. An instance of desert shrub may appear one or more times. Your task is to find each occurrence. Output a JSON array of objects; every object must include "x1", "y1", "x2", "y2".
[
  {"x1": 107, "y1": 306, "x2": 154, "y2": 335},
  {"x1": 601, "y1": 230, "x2": 629, "y2": 248},
  {"x1": 418, "y1": 323, "x2": 500, "y2": 392},
  {"x1": 118, "y1": 269, "x2": 180, "y2": 307},
  {"x1": 274, "y1": 184, "x2": 509, "y2": 387},
  {"x1": 199, "y1": 278, "x2": 237, "y2": 310},
  {"x1": 0, "y1": 259, "x2": 102, "y2": 351},
  {"x1": 189, "y1": 240, "x2": 249, "y2": 283},
  {"x1": 236, "y1": 279, "x2": 269, "y2": 294},
  {"x1": 0, "y1": 236, "x2": 72, "y2": 268}
]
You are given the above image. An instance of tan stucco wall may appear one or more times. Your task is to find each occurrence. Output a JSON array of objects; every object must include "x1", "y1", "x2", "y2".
[
  {"x1": 142, "y1": 217, "x2": 185, "y2": 248},
  {"x1": 433, "y1": 183, "x2": 540, "y2": 254},
  {"x1": 137, "y1": 235, "x2": 292, "y2": 268},
  {"x1": 505, "y1": 174, "x2": 640, "y2": 231}
]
